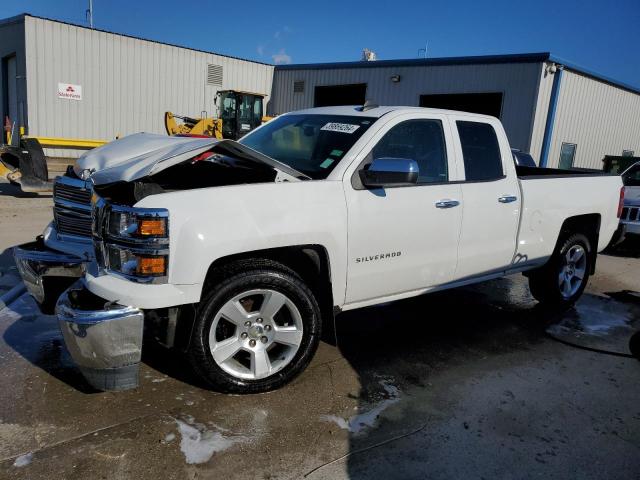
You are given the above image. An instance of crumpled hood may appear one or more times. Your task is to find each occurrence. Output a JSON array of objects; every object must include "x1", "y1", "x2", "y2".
[
  {"x1": 75, "y1": 133, "x2": 219, "y2": 185},
  {"x1": 76, "y1": 132, "x2": 305, "y2": 185}
]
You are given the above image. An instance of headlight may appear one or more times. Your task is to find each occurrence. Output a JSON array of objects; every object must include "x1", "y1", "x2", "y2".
[
  {"x1": 93, "y1": 199, "x2": 170, "y2": 283},
  {"x1": 105, "y1": 244, "x2": 168, "y2": 278},
  {"x1": 107, "y1": 210, "x2": 168, "y2": 240}
]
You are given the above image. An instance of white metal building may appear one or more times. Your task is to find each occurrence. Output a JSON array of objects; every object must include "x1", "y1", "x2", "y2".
[
  {"x1": 271, "y1": 54, "x2": 640, "y2": 169},
  {"x1": 2, "y1": 13, "x2": 638, "y2": 171},
  {"x1": 0, "y1": 14, "x2": 274, "y2": 149}
]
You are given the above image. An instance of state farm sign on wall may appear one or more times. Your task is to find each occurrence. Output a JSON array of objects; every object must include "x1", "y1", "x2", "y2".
[{"x1": 57, "y1": 83, "x2": 82, "y2": 101}]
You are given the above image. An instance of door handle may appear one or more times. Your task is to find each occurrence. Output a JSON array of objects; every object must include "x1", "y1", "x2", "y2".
[
  {"x1": 435, "y1": 199, "x2": 460, "y2": 209},
  {"x1": 498, "y1": 195, "x2": 518, "y2": 203}
]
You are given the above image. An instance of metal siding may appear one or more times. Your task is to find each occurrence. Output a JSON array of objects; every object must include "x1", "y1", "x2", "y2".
[
  {"x1": 529, "y1": 62, "x2": 554, "y2": 162},
  {"x1": 271, "y1": 62, "x2": 541, "y2": 151},
  {"x1": 547, "y1": 69, "x2": 640, "y2": 169},
  {"x1": 24, "y1": 16, "x2": 274, "y2": 157}
]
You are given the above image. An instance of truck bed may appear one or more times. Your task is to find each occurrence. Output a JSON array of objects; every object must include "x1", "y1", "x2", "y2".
[{"x1": 515, "y1": 167, "x2": 622, "y2": 264}]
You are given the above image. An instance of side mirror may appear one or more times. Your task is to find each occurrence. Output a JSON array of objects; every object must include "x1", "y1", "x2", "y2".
[{"x1": 359, "y1": 157, "x2": 419, "y2": 188}]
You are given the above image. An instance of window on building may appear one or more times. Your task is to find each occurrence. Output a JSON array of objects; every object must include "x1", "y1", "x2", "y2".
[
  {"x1": 314, "y1": 83, "x2": 367, "y2": 107},
  {"x1": 456, "y1": 121, "x2": 503, "y2": 181},
  {"x1": 622, "y1": 150, "x2": 635, "y2": 157},
  {"x1": 371, "y1": 119, "x2": 448, "y2": 184},
  {"x1": 559, "y1": 143, "x2": 577, "y2": 170}
]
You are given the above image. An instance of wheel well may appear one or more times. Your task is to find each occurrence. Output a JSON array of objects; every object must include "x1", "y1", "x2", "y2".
[
  {"x1": 202, "y1": 245, "x2": 333, "y2": 301},
  {"x1": 173, "y1": 245, "x2": 336, "y2": 351},
  {"x1": 558, "y1": 214, "x2": 601, "y2": 274}
]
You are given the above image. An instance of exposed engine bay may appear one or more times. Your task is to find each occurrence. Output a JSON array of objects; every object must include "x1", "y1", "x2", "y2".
[
  {"x1": 79, "y1": 133, "x2": 306, "y2": 206},
  {"x1": 93, "y1": 153, "x2": 283, "y2": 205}
]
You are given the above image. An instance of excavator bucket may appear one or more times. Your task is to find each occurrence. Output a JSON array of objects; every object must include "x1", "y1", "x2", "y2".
[
  {"x1": 0, "y1": 138, "x2": 52, "y2": 192},
  {"x1": 19, "y1": 138, "x2": 51, "y2": 192}
]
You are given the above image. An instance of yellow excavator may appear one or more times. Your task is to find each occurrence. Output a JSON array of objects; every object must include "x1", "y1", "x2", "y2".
[{"x1": 165, "y1": 90, "x2": 272, "y2": 140}]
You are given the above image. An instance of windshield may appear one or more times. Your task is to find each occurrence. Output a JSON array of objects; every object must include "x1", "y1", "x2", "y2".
[
  {"x1": 239, "y1": 114, "x2": 376, "y2": 179},
  {"x1": 623, "y1": 164, "x2": 640, "y2": 187}
]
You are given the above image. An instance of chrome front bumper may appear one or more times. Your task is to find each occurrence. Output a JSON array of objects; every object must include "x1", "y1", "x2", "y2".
[
  {"x1": 13, "y1": 238, "x2": 85, "y2": 313},
  {"x1": 56, "y1": 280, "x2": 144, "y2": 391}
]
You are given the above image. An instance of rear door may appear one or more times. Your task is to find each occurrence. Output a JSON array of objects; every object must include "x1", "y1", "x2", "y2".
[
  {"x1": 451, "y1": 116, "x2": 521, "y2": 279},
  {"x1": 344, "y1": 113, "x2": 463, "y2": 304}
]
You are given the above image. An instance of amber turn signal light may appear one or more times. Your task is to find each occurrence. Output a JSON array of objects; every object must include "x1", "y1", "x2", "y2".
[
  {"x1": 138, "y1": 219, "x2": 166, "y2": 236},
  {"x1": 136, "y1": 256, "x2": 166, "y2": 275}
]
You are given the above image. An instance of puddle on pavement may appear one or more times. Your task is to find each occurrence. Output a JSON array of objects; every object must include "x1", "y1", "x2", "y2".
[
  {"x1": 174, "y1": 415, "x2": 248, "y2": 464},
  {"x1": 1, "y1": 294, "x2": 78, "y2": 372},
  {"x1": 322, "y1": 377, "x2": 401, "y2": 435},
  {"x1": 546, "y1": 292, "x2": 640, "y2": 356}
]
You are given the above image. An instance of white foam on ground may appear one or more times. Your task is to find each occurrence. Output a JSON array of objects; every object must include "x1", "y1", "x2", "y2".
[
  {"x1": 322, "y1": 379, "x2": 401, "y2": 435},
  {"x1": 175, "y1": 418, "x2": 246, "y2": 464},
  {"x1": 13, "y1": 452, "x2": 33, "y2": 467}
]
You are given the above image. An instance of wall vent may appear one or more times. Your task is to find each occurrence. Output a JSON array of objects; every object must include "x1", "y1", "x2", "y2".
[
  {"x1": 293, "y1": 80, "x2": 305, "y2": 93},
  {"x1": 207, "y1": 64, "x2": 223, "y2": 86}
]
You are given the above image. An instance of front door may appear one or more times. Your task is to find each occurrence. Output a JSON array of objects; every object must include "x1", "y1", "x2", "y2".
[{"x1": 344, "y1": 114, "x2": 463, "y2": 304}]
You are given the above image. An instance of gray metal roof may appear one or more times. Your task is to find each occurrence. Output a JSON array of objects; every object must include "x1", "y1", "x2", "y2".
[
  {"x1": 283, "y1": 105, "x2": 496, "y2": 120},
  {"x1": 276, "y1": 52, "x2": 640, "y2": 96}
]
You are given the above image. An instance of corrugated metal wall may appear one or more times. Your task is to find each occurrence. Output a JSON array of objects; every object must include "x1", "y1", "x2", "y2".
[
  {"x1": 528, "y1": 63, "x2": 554, "y2": 162},
  {"x1": 545, "y1": 69, "x2": 640, "y2": 169},
  {"x1": 271, "y1": 62, "x2": 542, "y2": 152},
  {"x1": 23, "y1": 16, "x2": 274, "y2": 156},
  {"x1": 0, "y1": 16, "x2": 27, "y2": 145}
]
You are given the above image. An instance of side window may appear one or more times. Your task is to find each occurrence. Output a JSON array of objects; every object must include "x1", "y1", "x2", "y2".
[
  {"x1": 371, "y1": 119, "x2": 448, "y2": 183},
  {"x1": 456, "y1": 121, "x2": 503, "y2": 181}
]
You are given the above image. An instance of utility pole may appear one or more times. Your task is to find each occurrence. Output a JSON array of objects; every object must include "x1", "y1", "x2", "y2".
[
  {"x1": 86, "y1": 0, "x2": 94, "y2": 28},
  {"x1": 418, "y1": 42, "x2": 429, "y2": 59}
]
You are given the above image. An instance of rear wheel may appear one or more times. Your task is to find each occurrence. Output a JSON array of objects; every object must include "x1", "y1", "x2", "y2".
[
  {"x1": 188, "y1": 262, "x2": 321, "y2": 393},
  {"x1": 528, "y1": 233, "x2": 592, "y2": 306}
]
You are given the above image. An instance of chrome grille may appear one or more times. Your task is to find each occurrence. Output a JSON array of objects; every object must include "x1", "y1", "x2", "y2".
[
  {"x1": 53, "y1": 181, "x2": 92, "y2": 205},
  {"x1": 622, "y1": 206, "x2": 640, "y2": 222},
  {"x1": 53, "y1": 175, "x2": 93, "y2": 239},
  {"x1": 55, "y1": 208, "x2": 94, "y2": 237}
]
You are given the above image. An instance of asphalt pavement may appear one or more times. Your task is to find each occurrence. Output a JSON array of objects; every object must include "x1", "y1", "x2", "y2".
[{"x1": 0, "y1": 178, "x2": 638, "y2": 479}]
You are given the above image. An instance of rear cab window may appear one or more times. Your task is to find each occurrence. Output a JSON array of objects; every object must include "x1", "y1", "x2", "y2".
[{"x1": 456, "y1": 121, "x2": 503, "y2": 181}]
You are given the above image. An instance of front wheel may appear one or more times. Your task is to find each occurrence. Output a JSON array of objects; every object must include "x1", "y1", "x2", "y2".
[
  {"x1": 188, "y1": 263, "x2": 321, "y2": 393},
  {"x1": 528, "y1": 233, "x2": 592, "y2": 306}
]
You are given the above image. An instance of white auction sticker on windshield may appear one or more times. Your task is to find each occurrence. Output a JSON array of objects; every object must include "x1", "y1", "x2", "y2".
[{"x1": 321, "y1": 123, "x2": 360, "y2": 134}]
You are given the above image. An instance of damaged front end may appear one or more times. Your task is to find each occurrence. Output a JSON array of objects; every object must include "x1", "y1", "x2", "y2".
[
  {"x1": 56, "y1": 280, "x2": 144, "y2": 391},
  {"x1": 14, "y1": 132, "x2": 302, "y2": 391},
  {"x1": 13, "y1": 237, "x2": 85, "y2": 314}
]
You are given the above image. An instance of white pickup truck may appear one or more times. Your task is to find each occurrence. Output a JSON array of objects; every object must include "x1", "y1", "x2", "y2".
[
  {"x1": 14, "y1": 105, "x2": 624, "y2": 393},
  {"x1": 619, "y1": 161, "x2": 640, "y2": 239}
]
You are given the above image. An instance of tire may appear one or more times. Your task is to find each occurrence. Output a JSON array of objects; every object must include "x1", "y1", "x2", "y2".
[
  {"x1": 630, "y1": 331, "x2": 640, "y2": 360},
  {"x1": 528, "y1": 233, "x2": 592, "y2": 307},
  {"x1": 188, "y1": 260, "x2": 321, "y2": 394}
]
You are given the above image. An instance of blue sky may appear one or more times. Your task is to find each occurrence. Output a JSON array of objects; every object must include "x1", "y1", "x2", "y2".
[{"x1": 3, "y1": 0, "x2": 639, "y2": 88}]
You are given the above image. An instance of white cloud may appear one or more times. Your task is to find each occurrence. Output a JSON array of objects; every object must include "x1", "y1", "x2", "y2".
[
  {"x1": 257, "y1": 45, "x2": 265, "y2": 56},
  {"x1": 274, "y1": 26, "x2": 291, "y2": 40},
  {"x1": 272, "y1": 49, "x2": 292, "y2": 65}
]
